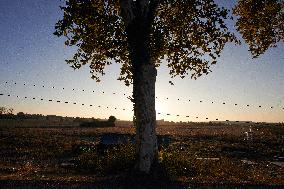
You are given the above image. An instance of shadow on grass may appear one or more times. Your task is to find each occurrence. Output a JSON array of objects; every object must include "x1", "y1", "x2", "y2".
[{"x1": 1, "y1": 178, "x2": 283, "y2": 189}]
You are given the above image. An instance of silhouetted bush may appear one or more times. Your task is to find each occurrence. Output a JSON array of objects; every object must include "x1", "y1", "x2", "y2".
[
  {"x1": 0, "y1": 106, "x2": 15, "y2": 119},
  {"x1": 108, "y1": 115, "x2": 116, "y2": 123},
  {"x1": 80, "y1": 117, "x2": 116, "y2": 127},
  {"x1": 74, "y1": 117, "x2": 83, "y2": 122}
]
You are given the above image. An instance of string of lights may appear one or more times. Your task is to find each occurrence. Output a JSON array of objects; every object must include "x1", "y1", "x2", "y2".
[
  {"x1": 2, "y1": 80, "x2": 283, "y2": 110},
  {"x1": 0, "y1": 93, "x2": 128, "y2": 112},
  {"x1": 0, "y1": 92, "x2": 277, "y2": 124},
  {"x1": 2, "y1": 81, "x2": 129, "y2": 96}
]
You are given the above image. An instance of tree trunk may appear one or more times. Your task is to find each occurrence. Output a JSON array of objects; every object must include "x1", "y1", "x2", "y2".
[
  {"x1": 120, "y1": 0, "x2": 158, "y2": 173},
  {"x1": 133, "y1": 64, "x2": 158, "y2": 173}
]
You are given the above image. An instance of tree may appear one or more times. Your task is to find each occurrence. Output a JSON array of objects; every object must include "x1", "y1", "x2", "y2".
[
  {"x1": 54, "y1": 0, "x2": 283, "y2": 173},
  {"x1": 6, "y1": 108, "x2": 14, "y2": 115},
  {"x1": 0, "y1": 107, "x2": 14, "y2": 119},
  {"x1": 0, "y1": 107, "x2": 13, "y2": 115},
  {"x1": 17, "y1": 112, "x2": 26, "y2": 119},
  {"x1": 108, "y1": 115, "x2": 117, "y2": 123},
  {"x1": 0, "y1": 107, "x2": 6, "y2": 115}
]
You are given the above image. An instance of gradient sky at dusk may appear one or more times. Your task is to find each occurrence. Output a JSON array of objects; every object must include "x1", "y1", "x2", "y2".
[{"x1": 0, "y1": 0, "x2": 283, "y2": 122}]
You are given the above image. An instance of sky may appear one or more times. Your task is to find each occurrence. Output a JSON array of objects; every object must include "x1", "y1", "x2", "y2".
[{"x1": 0, "y1": 0, "x2": 283, "y2": 123}]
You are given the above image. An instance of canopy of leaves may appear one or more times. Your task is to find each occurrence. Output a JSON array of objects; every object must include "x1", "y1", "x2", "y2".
[
  {"x1": 54, "y1": 0, "x2": 239, "y2": 85},
  {"x1": 234, "y1": 0, "x2": 284, "y2": 58},
  {"x1": 0, "y1": 107, "x2": 14, "y2": 115}
]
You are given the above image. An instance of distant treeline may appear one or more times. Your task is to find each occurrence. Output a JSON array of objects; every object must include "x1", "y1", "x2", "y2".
[
  {"x1": 0, "y1": 107, "x2": 15, "y2": 119},
  {"x1": 80, "y1": 116, "x2": 117, "y2": 127},
  {"x1": 0, "y1": 107, "x2": 118, "y2": 127},
  {"x1": 0, "y1": 112, "x2": 46, "y2": 120},
  {"x1": 0, "y1": 114, "x2": 16, "y2": 119}
]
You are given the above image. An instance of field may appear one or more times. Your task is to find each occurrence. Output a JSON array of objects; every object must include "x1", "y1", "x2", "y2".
[{"x1": 0, "y1": 121, "x2": 283, "y2": 188}]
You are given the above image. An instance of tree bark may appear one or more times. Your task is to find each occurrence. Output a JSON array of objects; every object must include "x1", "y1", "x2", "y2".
[
  {"x1": 120, "y1": 0, "x2": 158, "y2": 174},
  {"x1": 133, "y1": 64, "x2": 158, "y2": 173},
  {"x1": 130, "y1": 25, "x2": 158, "y2": 173}
]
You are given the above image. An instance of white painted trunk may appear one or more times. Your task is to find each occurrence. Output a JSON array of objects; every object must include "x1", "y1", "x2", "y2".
[
  {"x1": 120, "y1": 0, "x2": 158, "y2": 174},
  {"x1": 133, "y1": 64, "x2": 158, "y2": 173}
]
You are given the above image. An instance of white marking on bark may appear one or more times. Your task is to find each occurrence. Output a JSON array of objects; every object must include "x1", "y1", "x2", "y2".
[{"x1": 135, "y1": 64, "x2": 157, "y2": 173}]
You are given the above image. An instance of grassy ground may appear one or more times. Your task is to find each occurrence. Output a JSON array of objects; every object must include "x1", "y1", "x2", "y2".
[{"x1": 0, "y1": 123, "x2": 283, "y2": 188}]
